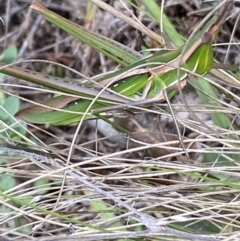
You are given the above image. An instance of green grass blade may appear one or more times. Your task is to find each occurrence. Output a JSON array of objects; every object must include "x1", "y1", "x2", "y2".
[
  {"x1": 139, "y1": 0, "x2": 184, "y2": 47},
  {"x1": 189, "y1": 76, "x2": 231, "y2": 128},
  {"x1": 31, "y1": 3, "x2": 141, "y2": 66}
]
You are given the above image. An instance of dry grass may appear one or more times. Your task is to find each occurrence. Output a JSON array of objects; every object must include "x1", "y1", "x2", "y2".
[{"x1": 1, "y1": 0, "x2": 240, "y2": 241}]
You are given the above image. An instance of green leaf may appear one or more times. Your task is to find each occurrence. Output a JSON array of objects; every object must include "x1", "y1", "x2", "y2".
[
  {"x1": 171, "y1": 220, "x2": 220, "y2": 234},
  {"x1": 31, "y1": 2, "x2": 141, "y2": 66},
  {"x1": 189, "y1": 76, "x2": 231, "y2": 129},
  {"x1": 1, "y1": 45, "x2": 18, "y2": 64},
  {"x1": 139, "y1": 0, "x2": 184, "y2": 47},
  {"x1": 0, "y1": 96, "x2": 27, "y2": 140},
  {"x1": 0, "y1": 45, "x2": 18, "y2": 80},
  {"x1": 34, "y1": 178, "x2": 51, "y2": 195},
  {"x1": 0, "y1": 174, "x2": 16, "y2": 191},
  {"x1": 0, "y1": 96, "x2": 20, "y2": 122},
  {"x1": 0, "y1": 91, "x2": 5, "y2": 104},
  {"x1": 16, "y1": 98, "x2": 104, "y2": 125},
  {"x1": 3, "y1": 96, "x2": 20, "y2": 116}
]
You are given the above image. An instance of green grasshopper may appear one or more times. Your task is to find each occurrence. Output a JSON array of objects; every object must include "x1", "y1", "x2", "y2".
[{"x1": 0, "y1": 1, "x2": 233, "y2": 125}]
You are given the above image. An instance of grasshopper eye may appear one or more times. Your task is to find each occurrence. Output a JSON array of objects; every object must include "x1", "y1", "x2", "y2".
[{"x1": 201, "y1": 31, "x2": 212, "y2": 44}]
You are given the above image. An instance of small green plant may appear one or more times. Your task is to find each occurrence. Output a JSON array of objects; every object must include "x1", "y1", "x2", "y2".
[
  {"x1": 0, "y1": 96, "x2": 27, "y2": 142},
  {"x1": 0, "y1": 45, "x2": 18, "y2": 103}
]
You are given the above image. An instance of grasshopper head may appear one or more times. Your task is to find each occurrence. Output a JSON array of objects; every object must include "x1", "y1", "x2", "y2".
[
  {"x1": 201, "y1": 23, "x2": 221, "y2": 45},
  {"x1": 202, "y1": 1, "x2": 233, "y2": 44}
]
